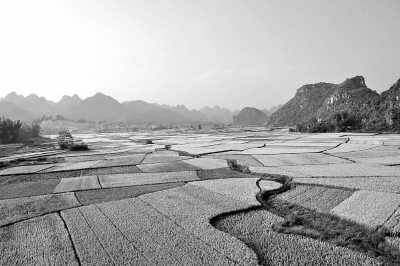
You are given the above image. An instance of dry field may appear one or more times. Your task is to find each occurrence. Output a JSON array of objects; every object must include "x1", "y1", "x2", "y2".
[{"x1": 1, "y1": 128, "x2": 400, "y2": 265}]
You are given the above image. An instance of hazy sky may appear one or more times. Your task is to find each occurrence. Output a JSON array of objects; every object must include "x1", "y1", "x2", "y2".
[{"x1": 0, "y1": 0, "x2": 399, "y2": 110}]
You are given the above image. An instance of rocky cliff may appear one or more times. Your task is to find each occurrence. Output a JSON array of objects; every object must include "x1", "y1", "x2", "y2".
[{"x1": 269, "y1": 76, "x2": 380, "y2": 126}]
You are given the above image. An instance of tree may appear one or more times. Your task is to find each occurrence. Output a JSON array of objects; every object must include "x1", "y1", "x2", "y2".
[
  {"x1": 0, "y1": 117, "x2": 22, "y2": 144},
  {"x1": 329, "y1": 111, "x2": 361, "y2": 132},
  {"x1": 391, "y1": 107, "x2": 400, "y2": 131},
  {"x1": 31, "y1": 123, "x2": 41, "y2": 137}
]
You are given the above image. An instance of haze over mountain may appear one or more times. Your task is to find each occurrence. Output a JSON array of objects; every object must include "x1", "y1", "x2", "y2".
[
  {"x1": 0, "y1": 92, "x2": 234, "y2": 124},
  {"x1": 3, "y1": 75, "x2": 399, "y2": 128},
  {"x1": 0, "y1": 101, "x2": 35, "y2": 121}
]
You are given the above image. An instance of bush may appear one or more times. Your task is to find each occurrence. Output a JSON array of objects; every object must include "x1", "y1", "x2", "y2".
[
  {"x1": 390, "y1": 107, "x2": 400, "y2": 131},
  {"x1": 296, "y1": 118, "x2": 331, "y2": 133},
  {"x1": 0, "y1": 117, "x2": 41, "y2": 144},
  {"x1": 295, "y1": 111, "x2": 362, "y2": 133},
  {"x1": 0, "y1": 118, "x2": 22, "y2": 143},
  {"x1": 328, "y1": 111, "x2": 362, "y2": 132}
]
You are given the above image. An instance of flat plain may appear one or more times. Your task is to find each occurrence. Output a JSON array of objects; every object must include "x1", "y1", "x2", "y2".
[{"x1": 1, "y1": 128, "x2": 400, "y2": 265}]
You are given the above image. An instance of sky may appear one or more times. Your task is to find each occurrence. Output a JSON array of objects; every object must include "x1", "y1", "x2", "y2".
[{"x1": 0, "y1": 0, "x2": 399, "y2": 110}]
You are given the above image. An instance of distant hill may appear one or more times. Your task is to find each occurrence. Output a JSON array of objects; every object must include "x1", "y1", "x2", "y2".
[
  {"x1": 56, "y1": 95, "x2": 82, "y2": 112},
  {"x1": 122, "y1": 101, "x2": 205, "y2": 124},
  {"x1": 0, "y1": 92, "x2": 235, "y2": 124},
  {"x1": 3, "y1": 92, "x2": 55, "y2": 116},
  {"x1": 262, "y1": 105, "x2": 282, "y2": 116},
  {"x1": 269, "y1": 76, "x2": 380, "y2": 126},
  {"x1": 64, "y1": 93, "x2": 127, "y2": 122},
  {"x1": 0, "y1": 101, "x2": 35, "y2": 121},
  {"x1": 199, "y1": 106, "x2": 233, "y2": 124},
  {"x1": 233, "y1": 107, "x2": 268, "y2": 126}
]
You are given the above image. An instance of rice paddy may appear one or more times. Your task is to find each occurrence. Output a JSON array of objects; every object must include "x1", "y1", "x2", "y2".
[{"x1": 1, "y1": 129, "x2": 400, "y2": 264}]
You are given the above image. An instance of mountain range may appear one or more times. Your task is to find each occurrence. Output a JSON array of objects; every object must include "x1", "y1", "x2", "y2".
[
  {"x1": 268, "y1": 75, "x2": 400, "y2": 129},
  {"x1": 0, "y1": 92, "x2": 237, "y2": 124},
  {"x1": 4, "y1": 75, "x2": 397, "y2": 129}
]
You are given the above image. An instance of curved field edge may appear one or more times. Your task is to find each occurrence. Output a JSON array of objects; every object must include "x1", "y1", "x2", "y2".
[{"x1": 210, "y1": 172, "x2": 400, "y2": 265}]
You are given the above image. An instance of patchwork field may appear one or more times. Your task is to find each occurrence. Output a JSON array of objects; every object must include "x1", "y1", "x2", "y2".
[{"x1": 1, "y1": 128, "x2": 400, "y2": 265}]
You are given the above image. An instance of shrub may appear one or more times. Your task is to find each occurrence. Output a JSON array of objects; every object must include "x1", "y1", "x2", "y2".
[
  {"x1": 390, "y1": 107, "x2": 400, "y2": 131},
  {"x1": 0, "y1": 117, "x2": 41, "y2": 144},
  {"x1": 295, "y1": 111, "x2": 362, "y2": 133},
  {"x1": 328, "y1": 111, "x2": 362, "y2": 132}
]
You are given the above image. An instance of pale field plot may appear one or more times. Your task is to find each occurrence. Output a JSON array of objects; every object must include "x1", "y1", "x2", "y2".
[
  {"x1": 52, "y1": 147, "x2": 138, "y2": 159},
  {"x1": 253, "y1": 153, "x2": 351, "y2": 166},
  {"x1": 196, "y1": 167, "x2": 258, "y2": 180},
  {"x1": 349, "y1": 155, "x2": 400, "y2": 165},
  {"x1": 91, "y1": 153, "x2": 146, "y2": 168},
  {"x1": 171, "y1": 139, "x2": 252, "y2": 155},
  {"x1": 0, "y1": 150, "x2": 64, "y2": 163},
  {"x1": 276, "y1": 185, "x2": 314, "y2": 201},
  {"x1": 331, "y1": 190, "x2": 400, "y2": 228},
  {"x1": 277, "y1": 185, "x2": 354, "y2": 212},
  {"x1": 242, "y1": 145, "x2": 329, "y2": 155},
  {"x1": 80, "y1": 165, "x2": 141, "y2": 176},
  {"x1": 384, "y1": 140, "x2": 400, "y2": 145},
  {"x1": 0, "y1": 164, "x2": 55, "y2": 176},
  {"x1": 325, "y1": 142, "x2": 382, "y2": 153},
  {"x1": 137, "y1": 161, "x2": 200, "y2": 172},
  {"x1": 0, "y1": 192, "x2": 80, "y2": 226},
  {"x1": 62, "y1": 154, "x2": 109, "y2": 163},
  {"x1": 67, "y1": 205, "x2": 152, "y2": 265},
  {"x1": 205, "y1": 154, "x2": 264, "y2": 166},
  {"x1": 198, "y1": 141, "x2": 266, "y2": 152},
  {"x1": 98, "y1": 171, "x2": 199, "y2": 188},
  {"x1": 0, "y1": 213, "x2": 79, "y2": 266},
  {"x1": 297, "y1": 135, "x2": 347, "y2": 142},
  {"x1": 295, "y1": 176, "x2": 400, "y2": 193},
  {"x1": 249, "y1": 166, "x2": 300, "y2": 176},
  {"x1": 267, "y1": 141, "x2": 339, "y2": 147},
  {"x1": 0, "y1": 178, "x2": 60, "y2": 199},
  {"x1": 343, "y1": 135, "x2": 400, "y2": 146},
  {"x1": 53, "y1": 175, "x2": 100, "y2": 193},
  {"x1": 172, "y1": 140, "x2": 227, "y2": 149},
  {"x1": 190, "y1": 178, "x2": 280, "y2": 205},
  {"x1": 333, "y1": 145, "x2": 400, "y2": 158},
  {"x1": 172, "y1": 145, "x2": 234, "y2": 155},
  {"x1": 75, "y1": 182, "x2": 185, "y2": 205},
  {"x1": 252, "y1": 163, "x2": 400, "y2": 177},
  {"x1": 331, "y1": 146, "x2": 400, "y2": 164},
  {"x1": 141, "y1": 150, "x2": 182, "y2": 164},
  {"x1": 45, "y1": 160, "x2": 102, "y2": 172},
  {"x1": 184, "y1": 157, "x2": 228, "y2": 170},
  {"x1": 62, "y1": 207, "x2": 147, "y2": 265}
]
